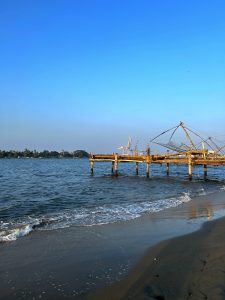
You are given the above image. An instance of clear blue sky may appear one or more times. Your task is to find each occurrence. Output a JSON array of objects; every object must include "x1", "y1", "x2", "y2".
[{"x1": 0, "y1": 0, "x2": 225, "y2": 152}]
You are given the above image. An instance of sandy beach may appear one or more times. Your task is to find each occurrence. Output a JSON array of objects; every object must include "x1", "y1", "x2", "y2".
[
  {"x1": 89, "y1": 208, "x2": 225, "y2": 299},
  {"x1": 1, "y1": 190, "x2": 225, "y2": 299}
]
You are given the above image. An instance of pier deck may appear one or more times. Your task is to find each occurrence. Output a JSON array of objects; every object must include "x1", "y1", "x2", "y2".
[{"x1": 89, "y1": 151, "x2": 225, "y2": 179}]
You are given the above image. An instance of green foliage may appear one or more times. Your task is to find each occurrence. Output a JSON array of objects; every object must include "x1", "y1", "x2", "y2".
[{"x1": 0, "y1": 149, "x2": 89, "y2": 159}]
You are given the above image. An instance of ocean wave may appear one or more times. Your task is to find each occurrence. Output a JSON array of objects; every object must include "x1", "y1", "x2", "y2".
[
  {"x1": 0, "y1": 192, "x2": 192, "y2": 242},
  {"x1": 0, "y1": 224, "x2": 33, "y2": 242}
]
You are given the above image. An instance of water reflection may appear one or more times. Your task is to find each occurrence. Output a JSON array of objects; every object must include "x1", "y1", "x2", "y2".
[{"x1": 189, "y1": 203, "x2": 213, "y2": 220}]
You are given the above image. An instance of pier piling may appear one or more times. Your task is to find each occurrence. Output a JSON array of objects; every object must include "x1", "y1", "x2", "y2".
[
  {"x1": 90, "y1": 161, "x2": 94, "y2": 175},
  {"x1": 111, "y1": 161, "x2": 114, "y2": 174},
  {"x1": 188, "y1": 153, "x2": 192, "y2": 180},
  {"x1": 146, "y1": 163, "x2": 150, "y2": 178},
  {"x1": 146, "y1": 146, "x2": 150, "y2": 178},
  {"x1": 136, "y1": 162, "x2": 139, "y2": 175},
  {"x1": 114, "y1": 153, "x2": 118, "y2": 177},
  {"x1": 166, "y1": 163, "x2": 170, "y2": 176},
  {"x1": 204, "y1": 164, "x2": 207, "y2": 179}
]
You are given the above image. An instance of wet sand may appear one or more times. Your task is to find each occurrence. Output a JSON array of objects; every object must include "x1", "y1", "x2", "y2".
[
  {"x1": 1, "y1": 191, "x2": 225, "y2": 299},
  {"x1": 89, "y1": 214, "x2": 225, "y2": 299}
]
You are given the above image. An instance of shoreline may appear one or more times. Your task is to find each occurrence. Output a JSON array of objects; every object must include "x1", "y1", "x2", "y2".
[
  {"x1": 1, "y1": 190, "x2": 225, "y2": 299},
  {"x1": 88, "y1": 215, "x2": 225, "y2": 300}
]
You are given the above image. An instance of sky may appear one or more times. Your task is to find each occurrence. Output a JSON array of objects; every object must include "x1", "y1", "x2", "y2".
[{"x1": 0, "y1": 0, "x2": 225, "y2": 153}]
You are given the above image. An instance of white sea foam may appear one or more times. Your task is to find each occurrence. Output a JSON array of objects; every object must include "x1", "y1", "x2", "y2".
[
  {"x1": 220, "y1": 185, "x2": 225, "y2": 191},
  {"x1": 0, "y1": 224, "x2": 33, "y2": 242},
  {"x1": 31, "y1": 193, "x2": 191, "y2": 230},
  {"x1": 0, "y1": 192, "x2": 192, "y2": 242}
]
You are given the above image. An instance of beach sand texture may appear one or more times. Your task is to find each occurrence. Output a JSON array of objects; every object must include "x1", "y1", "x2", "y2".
[{"x1": 89, "y1": 217, "x2": 225, "y2": 300}]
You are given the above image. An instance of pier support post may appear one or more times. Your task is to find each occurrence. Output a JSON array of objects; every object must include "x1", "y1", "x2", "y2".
[
  {"x1": 188, "y1": 154, "x2": 192, "y2": 180},
  {"x1": 146, "y1": 146, "x2": 151, "y2": 178},
  {"x1": 202, "y1": 143, "x2": 207, "y2": 179},
  {"x1": 111, "y1": 161, "x2": 114, "y2": 174},
  {"x1": 90, "y1": 161, "x2": 94, "y2": 175},
  {"x1": 146, "y1": 163, "x2": 150, "y2": 178},
  {"x1": 204, "y1": 164, "x2": 207, "y2": 179},
  {"x1": 166, "y1": 163, "x2": 170, "y2": 176},
  {"x1": 114, "y1": 153, "x2": 118, "y2": 177},
  {"x1": 188, "y1": 163, "x2": 192, "y2": 180},
  {"x1": 136, "y1": 162, "x2": 139, "y2": 175}
]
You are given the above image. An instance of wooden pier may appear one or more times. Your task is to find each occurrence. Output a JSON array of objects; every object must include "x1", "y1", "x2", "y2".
[
  {"x1": 89, "y1": 122, "x2": 225, "y2": 179},
  {"x1": 89, "y1": 150, "x2": 225, "y2": 179}
]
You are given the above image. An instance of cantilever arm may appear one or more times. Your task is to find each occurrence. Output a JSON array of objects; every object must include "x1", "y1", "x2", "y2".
[
  {"x1": 169, "y1": 124, "x2": 180, "y2": 142},
  {"x1": 150, "y1": 125, "x2": 179, "y2": 143},
  {"x1": 179, "y1": 123, "x2": 196, "y2": 149},
  {"x1": 185, "y1": 126, "x2": 213, "y2": 150}
]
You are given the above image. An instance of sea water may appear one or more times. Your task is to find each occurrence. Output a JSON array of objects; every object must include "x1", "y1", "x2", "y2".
[{"x1": 1, "y1": 158, "x2": 225, "y2": 242}]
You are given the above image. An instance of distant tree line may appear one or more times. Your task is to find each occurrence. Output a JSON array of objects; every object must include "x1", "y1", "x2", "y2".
[{"x1": 0, "y1": 149, "x2": 89, "y2": 159}]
